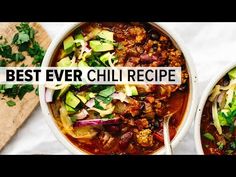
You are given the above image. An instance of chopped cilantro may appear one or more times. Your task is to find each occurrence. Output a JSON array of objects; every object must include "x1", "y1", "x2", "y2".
[
  {"x1": 0, "y1": 44, "x2": 12, "y2": 58},
  {"x1": 12, "y1": 22, "x2": 35, "y2": 45},
  {"x1": 11, "y1": 53, "x2": 25, "y2": 62},
  {"x1": 35, "y1": 86, "x2": 39, "y2": 96},
  {"x1": 89, "y1": 85, "x2": 109, "y2": 92},
  {"x1": 203, "y1": 132, "x2": 215, "y2": 141},
  {"x1": 217, "y1": 141, "x2": 224, "y2": 150},
  {"x1": 0, "y1": 23, "x2": 44, "y2": 104},
  {"x1": 87, "y1": 52, "x2": 106, "y2": 67},
  {"x1": 70, "y1": 116, "x2": 77, "y2": 123},
  {"x1": 0, "y1": 85, "x2": 5, "y2": 93},
  {"x1": 18, "y1": 84, "x2": 34, "y2": 100},
  {"x1": 6, "y1": 100, "x2": 16, "y2": 107},
  {"x1": 96, "y1": 95, "x2": 112, "y2": 104},
  {"x1": 94, "y1": 99, "x2": 105, "y2": 110},
  {"x1": 18, "y1": 42, "x2": 30, "y2": 52},
  {"x1": 117, "y1": 43, "x2": 124, "y2": 50},
  {"x1": 225, "y1": 150, "x2": 234, "y2": 155},
  {"x1": 12, "y1": 23, "x2": 45, "y2": 66},
  {"x1": 4, "y1": 85, "x2": 20, "y2": 99},
  {"x1": 99, "y1": 86, "x2": 115, "y2": 97},
  {"x1": 0, "y1": 60, "x2": 7, "y2": 67},
  {"x1": 28, "y1": 41, "x2": 45, "y2": 65},
  {"x1": 230, "y1": 140, "x2": 236, "y2": 150},
  {"x1": 13, "y1": 33, "x2": 30, "y2": 45},
  {"x1": 104, "y1": 114, "x2": 115, "y2": 119},
  {"x1": 20, "y1": 63, "x2": 28, "y2": 67}
]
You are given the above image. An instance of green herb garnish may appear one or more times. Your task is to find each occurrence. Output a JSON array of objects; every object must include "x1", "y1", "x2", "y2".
[
  {"x1": 89, "y1": 85, "x2": 109, "y2": 92},
  {"x1": 230, "y1": 140, "x2": 236, "y2": 150},
  {"x1": 0, "y1": 44, "x2": 13, "y2": 58},
  {"x1": 203, "y1": 132, "x2": 215, "y2": 141},
  {"x1": 104, "y1": 114, "x2": 115, "y2": 119},
  {"x1": 4, "y1": 85, "x2": 20, "y2": 99},
  {"x1": 18, "y1": 84, "x2": 34, "y2": 100},
  {"x1": 12, "y1": 22, "x2": 35, "y2": 46},
  {"x1": 225, "y1": 150, "x2": 234, "y2": 155},
  {"x1": 35, "y1": 86, "x2": 39, "y2": 96},
  {"x1": 70, "y1": 116, "x2": 77, "y2": 123},
  {"x1": 11, "y1": 53, "x2": 25, "y2": 62},
  {"x1": 96, "y1": 95, "x2": 112, "y2": 104},
  {"x1": 28, "y1": 41, "x2": 45, "y2": 65},
  {"x1": 99, "y1": 86, "x2": 115, "y2": 97},
  {"x1": 217, "y1": 141, "x2": 224, "y2": 150},
  {"x1": 94, "y1": 99, "x2": 105, "y2": 110},
  {"x1": 6, "y1": 100, "x2": 16, "y2": 107},
  {"x1": 0, "y1": 60, "x2": 7, "y2": 67}
]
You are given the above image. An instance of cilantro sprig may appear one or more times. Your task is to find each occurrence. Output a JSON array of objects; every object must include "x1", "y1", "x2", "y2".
[{"x1": 12, "y1": 22, "x2": 45, "y2": 66}]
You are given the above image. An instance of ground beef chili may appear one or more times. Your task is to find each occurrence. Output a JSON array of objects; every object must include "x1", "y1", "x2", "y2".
[
  {"x1": 201, "y1": 74, "x2": 236, "y2": 155},
  {"x1": 49, "y1": 22, "x2": 189, "y2": 155}
]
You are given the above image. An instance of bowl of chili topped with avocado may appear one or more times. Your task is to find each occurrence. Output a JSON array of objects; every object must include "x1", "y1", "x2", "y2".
[
  {"x1": 195, "y1": 63, "x2": 236, "y2": 155},
  {"x1": 40, "y1": 22, "x2": 197, "y2": 155}
]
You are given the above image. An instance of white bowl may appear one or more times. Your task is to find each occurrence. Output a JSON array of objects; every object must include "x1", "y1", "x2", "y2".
[
  {"x1": 194, "y1": 61, "x2": 236, "y2": 154},
  {"x1": 39, "y1": 22, "x2": 198, "y2": 155}
]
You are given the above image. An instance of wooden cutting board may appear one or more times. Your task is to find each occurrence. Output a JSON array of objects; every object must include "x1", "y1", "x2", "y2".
[{"x1": 0, "y1": 22, "x2": 51, "y2": 151}]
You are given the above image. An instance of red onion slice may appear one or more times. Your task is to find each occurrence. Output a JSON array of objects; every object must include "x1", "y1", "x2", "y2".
[
  {"x1": 86, "y1": 99, "x2": 95, "y2": 108},
  {"x1": 74, "y1": 117, "x2": 120, "y2": 127}
]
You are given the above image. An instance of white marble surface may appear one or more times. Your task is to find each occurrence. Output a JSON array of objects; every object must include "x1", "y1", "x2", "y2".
[{"x1": 2, "y1": 22, "x2": 236, "y2": 154}]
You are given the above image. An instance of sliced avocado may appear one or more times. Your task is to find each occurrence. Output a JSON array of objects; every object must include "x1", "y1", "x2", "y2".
[
  {"x1": 65, "y1": 104, "x2": 76, "y2": 114},
  {"x1": 130, "y1": 86, "x2": 138, "y2": 96},
  {"x1": 85, "y1": 92, "x2": 96, "y2": 100},
  {"x1": 63, "y1": 36, "x2": 75, "y2": 54},
  {"x1": 58, "y1": 85, "x2": 71, "y2": 98},
  {"x1": 74, "y1": 34, "x2": 84, "y2": 47},
  {"x1": 65, "y1": 91, "x2": 80, "y2": 108},
  {"x1": 78, "y1": 60, "x2": 89, "y2": 67},
  {"x1": 97, "y1": 30, "x2": 113, "y2": 42},
  {"x1": 88, "y1": 92, "x2": 96, "y2": 98},
  {"x1": 228, "y1": 68, "x2": 236, "y2": 80},
  {"x1": 57, "y1": 57, "x2": 71, "y2": 67},
  {"x1": 125, "y1": 85, "x2": 138, "y2": 96},
  {"x1": 89, "y1": 40, "x2": 114, "y2": 52},
  {"x1": 100, "y1": 52, "x2": 111, "y2": 64}
]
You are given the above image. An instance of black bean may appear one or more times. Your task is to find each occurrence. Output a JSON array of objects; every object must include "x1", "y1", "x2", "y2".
[
  {"x1": 223, "y1": 76, "x2": 230, "y2": 86},
  {"x1": 151, "y1": 33, "x2": 159, "y2": 40},
  {"x1": 152, "y1": 44, "x2": 158, "y2": 50},
  {"x1": 154, "y1": 120, "x2": 159, "y2": 128}
]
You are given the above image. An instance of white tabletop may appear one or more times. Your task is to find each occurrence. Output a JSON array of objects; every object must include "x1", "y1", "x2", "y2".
[{"x1": 2, "y1": 22, "x2": 236, "y2": 154}]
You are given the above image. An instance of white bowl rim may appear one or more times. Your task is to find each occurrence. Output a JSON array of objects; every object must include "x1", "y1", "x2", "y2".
[
  {"x1": 194, "y1": 61, "x2": 236, "y2": 154},
  {"x1": 39, "y1": 22, "x2": 198, "y2": 155}
]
